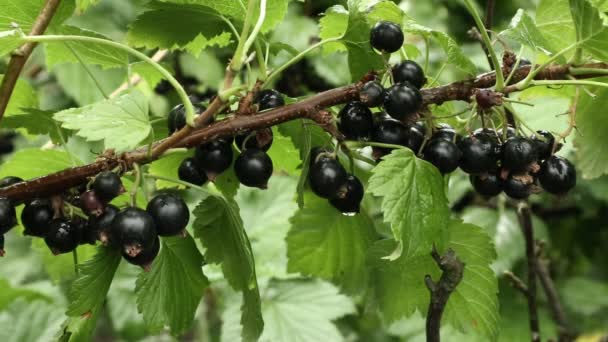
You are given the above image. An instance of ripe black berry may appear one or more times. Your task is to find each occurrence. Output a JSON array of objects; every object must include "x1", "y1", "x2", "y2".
[
  {"x1": 256, "y1": 89, "x2": 285, "y2": 111},
  {"x1": 167, "y1": 103, "x2": 205, "y2": 134},
  {"x1": 423, "y1": 139, "x2": 462, "y2": 174},
  {"x1": 123, "y1": 236, "x2": 160, "y2": 268},
  {"x1": 72, "y1": 217, "x2": 96, "y2": 245},
  {"x1": 406, "y1": 122, "x2": 425, "y2": 153},
  {"x1": 0, "y1": 198, "x2": 16, "y2": 235},
  {"x1": 338, "y1": 101, "x2": 374, "y2": 140},
  {"x1": 470, "y1": 174, "x2": 503, "y2": 197},
  {"x1": 234, "y1": 148, "x2": 274, "y2": 189},
  {"x1": 309, "y1": 158, "x2": 348, "y2": 199},
  {"x1": 309, "y1": 146, "x2": 331, "y2": 167},
  {"x1": 538, "y1": 156, "x2": 576, "y2": 195},
  {"x1": 531, "y1": 130, "x2": 555, "y2": 161},
  {"x1": 359, "y1": 81, "x2": 385, "y2": 107},
  {"x1": 92, "y1": 171, "x2": 123, "y2": 202},
  {"x1": 503, "y1": 175, "x2": 532, "y2": 199},
  {"x1": 383, "y1": 83, "x2": 422, "y2": 121},
  {"x1": 433, "y1": 123, "x2": 458, "y2": 143},
  {"x1": 502, "y1": 137, "x2": 538, "y2": 172},
  {"x1": 235, "y1": 128, "x2": 274, "y2": 152},
  {"x1": 21, "y1": 198, "x2": 54, "y2": 237},
  {"x1": 112, "y1": 207, "x2": 157, "y2": 258},
  {"x1": 497, "y1": 126, "x2": 517, "y2": 140},
  {"x1": 372, "y1": 117, "x2": 408, "y2": 146},
  {"x1": 89, "y1": 204, "x2": 119, "y2": 246},
  {"x1": 147, "y1": 193, "x2": 190, "y2": 236},
  {"x1": 392, "y1": 60, "x2": 425, "y2": 89},
  {"x1": 457, "y1": 135, "x2": 500, "y2": 174},
  {"x1": 178, "y1": 158, "x2": 208, "y2": 185},
  {"x1": 370, "y1": 21, "x2": 404, "y2": 53},
  {"x1": 195, "y1": 139, "x2": 234, "y2": 180},
  {"x1": 80, "y1": 190, "x2": 104, "y2": 216},
  {"x1": 45, "y1": 219, "x2": 79, "y2": 254},
  {"x1": 329, "y1": 175, "x2": 364, "y2": 214},
  {"x1": 0, "y1": 176, "x2": 23, "y2": 188}
]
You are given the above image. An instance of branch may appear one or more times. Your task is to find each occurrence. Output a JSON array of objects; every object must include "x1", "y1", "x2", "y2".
[
  {"x1": 0, "y1": 0, "x2": 62, "y2": 122},
  {"x1": 517, "y1": 202, "x2": 541, "y2": 342},
  {"x1": 425, "y1": 246, "x2": 465, "y2": 342}
]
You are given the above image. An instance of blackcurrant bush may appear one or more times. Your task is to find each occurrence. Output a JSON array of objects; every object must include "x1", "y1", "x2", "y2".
[
  {"x1": 0, "y1": 198, "x2": 16, "y2": 235},
  {"x1": 405, "y1": 122, "x2": 425, "y2": 152},
  {"x1": 45, "y1": 219, "x2": 79, "y2": 254},
  {"x1": 235, "y1": 128, "x2": 274, "y2": 152},
  {"x1": 80, "y1": 190, "x2": 104, "y2": 216},
  {"x1": 178, "y1": 158, "x2": 208, "y2": 185},
  {"x1": 383, "y1": 83, "x2": 422, "y2": 121},
  {"x1": 234, "y1": 148, "x2": 274, "y2": 189},
  {"x1": 503, "y1": 176, "x2": 532, "y2": 199},
  {"x1": 89, "y1": 204, "x2": 119, "y2": 246},
  {"x1": 309, "y1": 158, "x2": 348, "y2": 199},
  {"x1": 531, "y1": 130, "x2": 555, "y2": 161},
  {"x1": 92, "y1": 171, "x2": 123, "y2": 202},
  {"x1": 329, "y1": 175, "x2": 364, "y2": 214},
  {"x1": 538, "y1": 156, "x2": 576, "y2": 195},
  {"x1": 470, "y1": 173, "x2": 503, "y2": 197},
  {"x1": 457, "y1": 135, "x2": 500, "y2": 174},
  {"x1": 112, "y1": 207, "x2": 157, "y2": 258},
  {"x1": 370, "y1": 21, "x2": 404, "y2": 53},
  {"x1": 338, "y1": 101, "x2": 374, "y2": 140},
  {"x1": 147, "y1": 193, "x2": 190, "y2": 236},
  {"x1": 21, "y1": 198, "x2": 54, "y2": 237},
  {"x1": 0, "y1": 176, "x2": 23, "y2": 188},
  {"x1": 123, "y1": 236, "x2": 160, "y2": 269},
  {"x1": 256, "y1": 89, "x2": 285, "y2": 111},
  {"x1": 167, "y1": 103, "x2": 205, "y2": 135},
  {"x1": 194, "y1": 139, "x2": 234, "y2": 180},
  {"x1": 423, "y1": 139, "x2": 462, "y2": 174},
  {"x1": 502, "y1": 137, "x2": 538, "y2": 172},
  {"x1": 392, "y1": 60, "x2": 425, "y2": 89},
  {"x1": 372, "y1": 117, "x2": 408, "y2": 146},
  {"x1": 359, "y1": 81, "x2": 385, "y2": 107},
  {"x1": 433, "y1": 123, "x2": 459, "y2": 143}
]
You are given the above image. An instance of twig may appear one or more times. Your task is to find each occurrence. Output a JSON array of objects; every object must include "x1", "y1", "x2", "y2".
[
  {"x1": 0, "y1": 0, "x2": 62, "y2": 121},
  {"x1": 504, "y1": 270, "x2": 529, "y2": 296},
  {"x1": 425, "y1": 246, "x2": 465, "y2": 342},
  {"x1": 517, "y1": 202, "x2": 541, "y2": 342}
]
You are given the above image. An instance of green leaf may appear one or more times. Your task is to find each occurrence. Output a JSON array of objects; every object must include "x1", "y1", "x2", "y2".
[
  {"x1": 367, "y1": 149, "x2": 450, "y2": 258},
  {"x1": 127, "y1": 2, "x2": 232, "y2": 57},
  {"x1": 193, "y1": 196, "x2": 263, "y2": 341},
  {"x1": 368, "y1": 220, "x2": 499, "y2": 339},
  {"x1": 0, "y1": 74, "x2": 38, "y2": 116},
  {"x1": 76, "y1": 0, "x2": 100, "y2": 13},
  {"x1": 30, "y1": 240, "x2": 97, "y2": 283},
  {"x1": 561, "y1": 277, "x2": 608, "y2": 315},
  {"x1": 318, "y1": 5, "x2": 349, "y2": 54},
  {"x1": 0, "y1": 279, "x2": 52, "y2": 310},
  {"x1": 53, "y1": 63, "x2": 125, "y2": 106},
  {"x1": 213, "y1": 151, "x2": 241, "y2": 199},
  {"x1": 576, "y1": 88, "x2": 608, "y2": 179},
  {"x1": 0, "y1": 148, "x2": 79, "y2": 180},
  {"x1": 0, "y1": 0, "x2": 74, "y2": 32},
  {"x1": 287, "y1": 192, "x2": 376, "y2": 294},
  {"x1": 148, "y1": 150, "x2": 193, "y2": 189},
  {"x1": 0, "y1": 299, "x2": 64, "y2": 342},
  {"x1": 499, "y1": 9, "x2": 554, "y2": 55},
  {"x1": 267, "y1": 128, "x2": 300, "y2": 174},
  {"x1": 136, "y1": 235, "x2": 209, "y2": 336},
  {"x1": 0, "y1": 29, "x2": 21, "y2": 57},
  {"x1": 536, "y1": 0, "x2": 576, "y2": 54},
  {"x1": 54, "y1": 91, "x2": 151, "y2": 152},
  {"x1": 131, "y1": 61, "x2": 172, "y2": 89},
  {"x1": 569, "y1": 0, "x2": 608, "y2": 61},
  {"x1": 1, "y1": 108, "x2": 68, "y2": 143}
]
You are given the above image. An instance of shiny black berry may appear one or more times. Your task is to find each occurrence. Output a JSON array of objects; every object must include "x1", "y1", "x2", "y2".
[
  {"x1": 423, "y1": 139, "x2": 462, "y2": 174},
  {"x1": 147, "y1": 193, "x2": 190, "y2": 236},
  {"x1": 329, "y1": 175, "x2": 364, "y2": 214},
  {"x1": 21, "y1": 198, "x2": 54, "y2": 237},
  {"x1": 309, "y1": 147, "x2": 331, "y2": 167},
  {"x1": 235, "y1": 128, "x2": 274, "y2": 152},
  {"x1": 256, "y1": 89, "x2": 285, "y2": 111},
  {"x1": 0, "y1": 198, "x2": 16, "y2": 235},
  {"x1": 89, "y1": 204, "x2": 119, "y2": 246},
  {"x1": 370, "y1": 21, "x2": 404, "y2": 53},
  {"x1": 372, "y1": 117, "x2": 408, "y2": 146},
  {"x1": 80, "y1": 190, "x2": 104, "y2": 216},
  {"x1": 532, "y1": 130, "x2": 555, "y2": 161},
  {"x1": 338, "y1": 101, "x2": 374, "y2": 140},
  {"x1": 0, "y1": 176, "x2": 23, "y2": 188},
  {"x1": 194, "y1": 139, "x2": 234, "y2": 180},
  {"x1": 309, "y1": 158, "x2": 348, "y2": 199},
  {"x1": 470, "y1": 174, "x2": 503, "y2": 197},
  {"x1": 123, "y1": 236, "x2": 160, "y2": 268},
  {"x1": 458, "y1": 135, "x2": 500, "y2": 174},
  {"x1": 112, "y1": 207, "x2": 157, "y2": 258},
  {"x1": 538, "y1": 156, "x2": 576, "y2": 195},
  {"x1": 359, "y1": 81, "x2": 385, "y2": 107},
  {"x1": 72, "y1": 217, "x2": 96, "y2": 245},
  {"x1": 234, "y1": 148, "x2": 274, "y2": 189},
  {"x1": 503, "y1": 176, "x2": 532, "y2": 199},
  {"x1": 498, "y1": 126, "x2": 517, "y2": 140},
  {"x1": 433, "y1": 123, "x2": 458, "y2": 143},
  {"x1": 45, "y1": 219, "x2": 79, "y2": 254},
  {"x1": 473, "y1": 128, "x2": 499, "y2": 141},
  {"x1": 178, "y1": 158, "x2": 208, "y2": 185},
  {"x1": 406, "y1": 122, "x2": 425, "y2": 153},
  {"x1": 392, "y1": 60, "x2": 425, "y2": 89},
  {"x1": 92, "y1": 171, "x2": 123, "y2": 202},
  {"x1": 383, "y1": 83, "x2": 422, "y2": 121},
  {"x1": 502, "y1": 137, "x2": 538, "y2": 172},
  {"x1": 167, "y1": 103, "x2": 205, "y2": 134}
]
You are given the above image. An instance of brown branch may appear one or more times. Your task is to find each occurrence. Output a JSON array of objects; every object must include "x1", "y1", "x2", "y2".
[
  {"x1": 517, "y1": 203, "x2": 541, "y2": 342},
  {"x1": 0, "y1": 0, "x2": 62, "y2": 121},
  {"x1": 425, "y1": 247, "x2": 465, "y2": 342},
  {"x1": 504, "y1": 270, "x2": 529, "y2": 296}
]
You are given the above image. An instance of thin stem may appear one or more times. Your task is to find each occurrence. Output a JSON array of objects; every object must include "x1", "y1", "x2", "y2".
[
  {"x1": 518, "y1": 43, "x2": 579, "y2": 89},
  {"x1": 569, "y1": 67, "x2": 608, "y2": 76},
  {"x1": 529, "y1": 79, "x2": 608, "y2": 89},
  {"x1": 241, "y1": 0, "x2": 267, "y2": 67},
  {"x1": 423, "y1": 37, "x2": 430, "y2": 73},
  {"x1": 72, "y1": 249, "x2": 79, "y2": 276},
  {"x1": 65, "y1": 43, "x2": 109, "y2": 99},
  {"x1": 517, "y1": 202, "x2": 541, "y2": 342},
  {"x1": 505, "y1": 46, "x2": 526, "y2": 86},
  {"x1": 147, "y1": 174, "x2": 209, "y2": 193},
  {"x1": 255, "y1": 41, "x2": 268, "y2": 80},
  {"x1": 229, "y1": 0, "x2": 257, "y2": 71},
  {"x1": 130, "y1": 163, "x2": 141, "y2": 207}
]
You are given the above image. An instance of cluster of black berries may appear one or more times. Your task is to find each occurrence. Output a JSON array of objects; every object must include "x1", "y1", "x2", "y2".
[{"x1": 173, "y1": 90, "x2": 285, "y2": 189}]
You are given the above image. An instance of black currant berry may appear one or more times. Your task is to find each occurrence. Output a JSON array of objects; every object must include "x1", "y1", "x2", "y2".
[
  {"x1": 423, "y1": 139, "x2": 462, "y2": 174},
  {"x1": 235, "y1": 128, "x2": 274, "y2": 152},
  {"x1": 538, "y1": 156, "x2": 576, "y2": 195},
  {"x1": 44, "y1": 219, "x2": 79, "y2": 254},
  {"x1": 112, "y1": 207, "x2": 157, "y2": 258},
  {"x1": 433, "y1": 123, "x2": 458, "y2": 143},
  {"x1": 392, "y1": 60, "x2": 425, "y2": 89},
  {"x1": 0, "y1": 176, "x2": 23, "y2": 188},
  {"x1": 309, "y1": 146, "x2": 331, "y2": 167},
  {"x1": 531, "y1": 130, "x2": 555, "y2": 161},
  {"x1": 0, "y1": 198, "x2": 16, "y2": 235},
  {"x1": 92, "y1": 171, "x2": 123, "y2": 202},
  {"x1": 473, "y1": 128, "x2": 499, "y2": 141},
  {"x1": 178, "y1": 158, "x2": 208, "y2": 185},
  {"x1": 234, "y1": 148, "x2": 274, "y2": 189},
  {"x1": 470, "y1": 174, "x2": 503, "y2": 197},
  {"x1": 329, "y1": 175, "x2": 364, "y2": 214},
  {"x1": 406, "y1": 122, "x2": 425, "y2": 153},
  {"x1": 359, "y1": 81, "x2": 385, "y2": 107},
  {"x1": 167, "y1": 103, "x2": 205, "y2": 135},
  {"x1": 147, "y1": 193, "x2": 190, "y2": 236},
  {"x1": 80, "y1": 190, "x2": 104, "y2": 216},
  {"x1": 502, "y1": 137, "x2": 538, "y2": 172},
  {"x1": 372, "y1": 117, "x2": 408, "y2": 146},
  {"x1": 370, "y1": 21, "x2": 404, "y2": 53},
  {"x1": 309, "y1": 158, "x2": 348, "y2": 199},
  {"x1": 72, "y1": 217, "x2": 96, "y2": 245},
  {"x1": 123, "y1": 236, "x2": 160, "y2": 269},
  {"x1": 194, "y1": 139, "x2": 234, "y2": 180},
  {"x1": 21, "y1": 198, "x2": 54, "y2": 237},
  {"x1": 497, "y1": 126, "x2": 517, "y2": 140},
  {"x1": 457, "y1": 135, "x2": 500, "y2": 174},
  {"x1": 503, "y1": 175, "x2": 532, "y2": 199},
  {"x1": 338, "y1": 101, "x2": 374, "y2": 140},
  {"x1": 383, "y1": 83, "x2": 422, "y2": 121},
  {"x1": 256, "y1": 89, "x2": 285, "y2": 111},
  {"x1": 89, "y1": 204, "x2": 119, "y2": 246}
]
